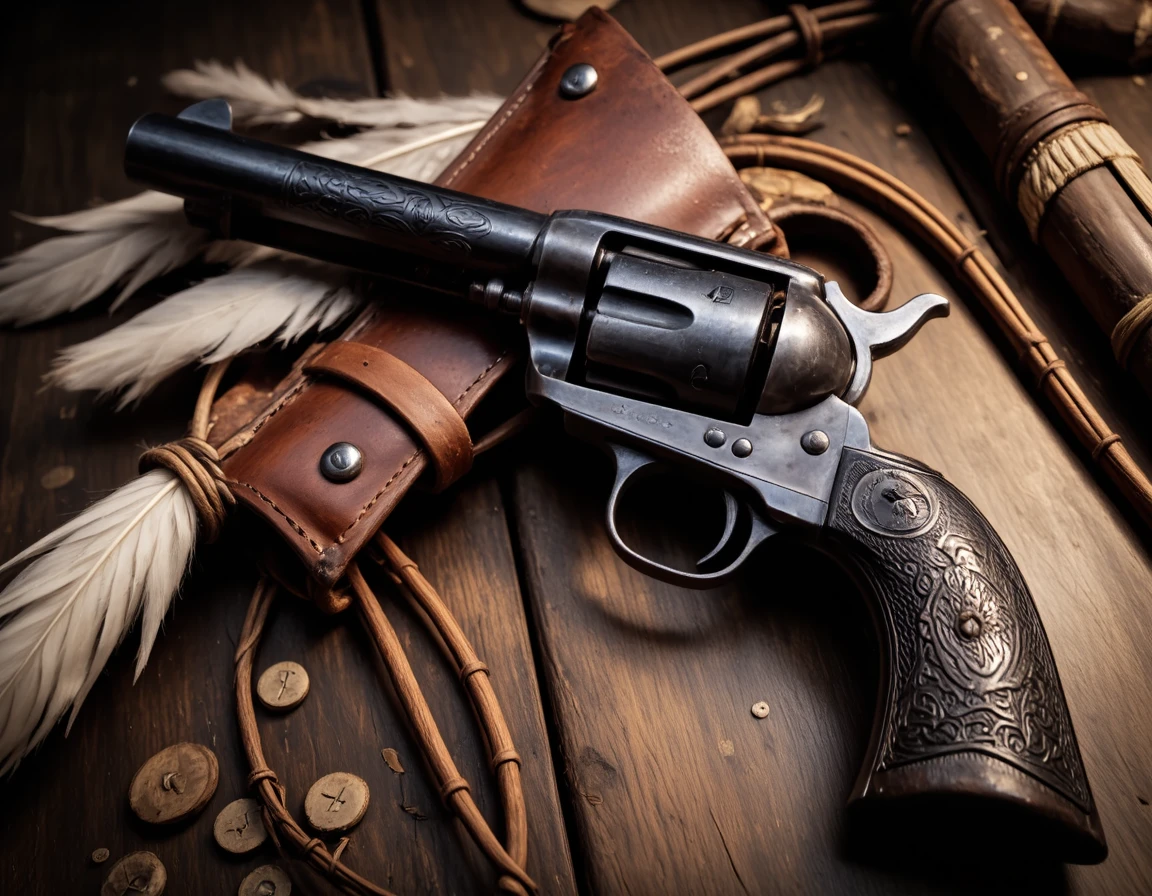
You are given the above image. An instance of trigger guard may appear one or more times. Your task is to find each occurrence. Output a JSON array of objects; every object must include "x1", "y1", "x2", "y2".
[{"x1": 603, "y1": 443, "x2": 776, "y2": 589}]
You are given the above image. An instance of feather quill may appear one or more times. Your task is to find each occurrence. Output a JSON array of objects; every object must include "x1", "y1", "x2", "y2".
[
  {"x1": 163, "y1": 59, "x2": 501, "y2": 128},
  {"x1": 0, "y1": 469, "x2": 197, "y2": 772},
  {"x1": 47, "y1": 260, "x2": 362, "y2": 407}
]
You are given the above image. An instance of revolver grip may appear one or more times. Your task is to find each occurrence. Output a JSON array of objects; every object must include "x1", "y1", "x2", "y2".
[{"x1": 824, "y1": 447, "x2": 1106, "y2": 864}]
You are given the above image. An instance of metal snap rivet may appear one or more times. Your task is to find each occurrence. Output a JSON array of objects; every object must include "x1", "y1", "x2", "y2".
[
  {"x1": 732, "y1": 438, "x2": 753, "y2": 458},
  {"x1": 320, "y1": 442, "x2": 363, "y2": 483},
  {"x1": 751, "y1": 701, "x2": 770, "y2": 719},
  {"x1": 704, "y1": 428, "x2": 726, "y2": 448},
  {"x1": 801, "y1": 430, "x2": 830, "y2": 455},
  {"x1": 559, "y1": 63, "x2": 598, "y2": 99}
]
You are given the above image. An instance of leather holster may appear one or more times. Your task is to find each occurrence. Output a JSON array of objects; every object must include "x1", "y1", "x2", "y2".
[{"x1": 208, "y1": 9, "x2": 779, "y2": 587}]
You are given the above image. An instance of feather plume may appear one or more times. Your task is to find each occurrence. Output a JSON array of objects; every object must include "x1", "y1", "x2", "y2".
[
  {"x1": 0, "y1": 202, "x2": 206, "y2": 326},
  {"x1": 47, "y1": 260, "x2": 362, "y2": 407},
  {"x1": 163, "y1": 59, "x2": 501, "y2": 128},
  {"x1": 0, "y1": 469, "x2": 197, "y2": 772},
  {"x1": 0, "y1": 107, "x2": 490, "y2": 328}
]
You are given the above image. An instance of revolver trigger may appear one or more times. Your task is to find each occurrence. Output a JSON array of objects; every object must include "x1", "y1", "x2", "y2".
[{"x1": 696, "y1": 490, "x2": 741, "y2": 571}]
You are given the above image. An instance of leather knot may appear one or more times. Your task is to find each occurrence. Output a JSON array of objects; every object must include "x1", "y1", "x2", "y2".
[
  {"x1": 139, "y1": 436, "x2": 234, "y2": 542},
  {"x1": 788, "y1": 4, "x2": 824, "y2": 68},
  {"x1": 440, "y1": 776, "x2": 471, "y2": 803}
]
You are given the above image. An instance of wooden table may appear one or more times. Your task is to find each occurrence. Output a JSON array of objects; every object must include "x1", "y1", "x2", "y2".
[{"x1": 2, "y1": 2, "x2": 1151, "y2": 893}]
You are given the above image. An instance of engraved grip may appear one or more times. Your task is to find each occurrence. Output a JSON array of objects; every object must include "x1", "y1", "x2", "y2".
[{"x1": 824, "y1": 448, "x2": 1106, "y2": 863}]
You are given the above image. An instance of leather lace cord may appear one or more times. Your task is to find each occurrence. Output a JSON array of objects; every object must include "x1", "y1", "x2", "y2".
[
  {"x1": 654, "y1": 0, "x2": 884, "y2": 113},
  {"x1": 722, "y1": 135, "x2": 1152, "y2": 525},
  {"x1": 139, "y1": 360, "x2": 235, "y2": 542},
  {"x1": 234, "y1": 562, "x2": 535, "y2": 895}
]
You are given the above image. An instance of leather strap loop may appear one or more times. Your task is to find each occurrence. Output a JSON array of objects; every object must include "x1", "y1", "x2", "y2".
[{"x1": 305, "y1": 342, "x2": 473, "y2": 492}]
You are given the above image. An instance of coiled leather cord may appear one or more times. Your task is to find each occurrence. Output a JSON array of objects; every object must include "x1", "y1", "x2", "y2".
[{"x1": 723, "y1": 134, "x2": 1152, "y2": 525}]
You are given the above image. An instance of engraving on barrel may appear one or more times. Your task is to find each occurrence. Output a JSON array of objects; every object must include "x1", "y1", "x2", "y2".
[{"x1": 283, "y1": 160, "x2": 492, "y2": 256}]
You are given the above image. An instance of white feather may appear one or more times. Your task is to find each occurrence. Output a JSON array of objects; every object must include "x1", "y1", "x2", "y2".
[
  {"x1": 47, "y1": 260, "x2": 362, "y2": 407},
  {"x1": 0, "y1": 469, "x2": 197, "y2": 772},
  {"x1": 0, "y1": 112, "x2": 488, "y2": 328},
  {"x1": 0, "y1": 210, "x2": 207, "y2": 325},
  {"x1": 162, "y1": 59, "x2": 501, "y2": 128}
]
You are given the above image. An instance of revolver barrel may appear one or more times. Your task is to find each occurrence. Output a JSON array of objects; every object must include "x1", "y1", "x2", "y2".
[{"x1": 125, "y1": 102, "x2": 546, "y2": 295}]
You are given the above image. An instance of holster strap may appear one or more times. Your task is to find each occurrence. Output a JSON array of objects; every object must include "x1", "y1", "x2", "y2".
[{"x1": 305, "y1": 342, "x2": 473, "y2": 492}]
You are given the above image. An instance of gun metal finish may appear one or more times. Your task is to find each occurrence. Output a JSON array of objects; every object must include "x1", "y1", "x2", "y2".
[{"x1": 123, "y1": 100, "x2": 1106, "y2": 863}]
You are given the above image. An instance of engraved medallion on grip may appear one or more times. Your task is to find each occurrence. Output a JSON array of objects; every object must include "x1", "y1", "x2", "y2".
[{"x1": 851, "y1": 468, "x2": 939, "y2": 537}]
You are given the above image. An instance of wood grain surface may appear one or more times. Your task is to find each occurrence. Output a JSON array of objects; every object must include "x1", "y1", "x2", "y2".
[{"x1": 2, "y1": 1, "x2": 1152, "y2": 894}]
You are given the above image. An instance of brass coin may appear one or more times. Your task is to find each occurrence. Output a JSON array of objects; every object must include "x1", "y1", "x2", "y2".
[
  {"x1": 128, "y1": 742, "x2": 219, "y2": 825},
  {"x1": 239, "y1": 864, "x2": 292, "y2": 896},
  {"x1": 304, "y1": 772, "x2": 370, "y2": 833},
  {"x1": 256, "y1": 661, "x2": 310, "y2": 711},
  {"x1": 213, "y1": 797, "x2": 268, "y2": 854},
  {"x1": 101, "y1": 851, "x2": 166, "y2": 896}
]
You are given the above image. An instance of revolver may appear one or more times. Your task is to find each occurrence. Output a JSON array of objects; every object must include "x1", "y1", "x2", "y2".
[{"x1": 124, "y1": 100, "x2": 1105, "y2": 862}]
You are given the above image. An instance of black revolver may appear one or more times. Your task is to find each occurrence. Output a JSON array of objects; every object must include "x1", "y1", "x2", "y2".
[{"x1": 125, "y1": 100, "x2": 1106, "y2": 862}]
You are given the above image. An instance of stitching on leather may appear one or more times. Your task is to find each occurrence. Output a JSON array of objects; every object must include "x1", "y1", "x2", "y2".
[
  {"x1": 453, "y1": 350, "x2": 507, "y2": 402},
  {"x1": 235, "y1": 379, "x2": 309, "y2": 447},
  {"x1": 232, "y1": 480, "x2": 324, "y2": 554},
  {"x1": 335, "y1": 448, "x2": 422, "y2": 545},
  {"x1": 334, "y1": 350, "x2": 511, "y2": 545},
  {"x1": 442, "y1": 72, "x2": 541, "y2": 187}
]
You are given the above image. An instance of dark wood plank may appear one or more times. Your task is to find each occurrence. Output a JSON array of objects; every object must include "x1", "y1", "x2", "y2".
[
  {"x1": 379, "y1": 2, "x2": 1152, "y2": 893},
  {"x1": 0, "y1": 2, "x2": 577, "y2": 894}
]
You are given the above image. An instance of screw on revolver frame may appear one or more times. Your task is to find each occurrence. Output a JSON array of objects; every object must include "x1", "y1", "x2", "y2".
[
  {"x1": 559, "y1": 63, "x2": 598, "y2": 99},
  {"x1": 704, "y1": 427, "x2": 726, "y2": 448},
  {"x1": 800, "y1": 430, "x2": 830, "y2": 455},
  {"x1": 732, "y1": 438, "x2": 753, "y2": 458},
  {"x1": 469, "y1": 278, "x2": 525, "y2": 316},
  {"x1": 320, "y1": 442, "x2": 364, "y2": 483}
]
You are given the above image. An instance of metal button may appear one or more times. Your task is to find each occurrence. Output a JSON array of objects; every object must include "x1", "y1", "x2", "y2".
[
  {"x1": 703, "y1": 428, "x2": 726, "y2": 448},
  {"x1": 101, "y1": 851, "x2": 167, "y2": 896},
  {"x1": 957, "y1": 610, "x2": 983, "y2": 640},
  {"x1": 239, "y1": 864, "x2": 292, "y2": 896},
  {"x1": 320, "y1": 442, "x2": 363, "y2": 482},
  {"x1": 559, "y1": 63, "x2": 598, "y2": 99},
  {"x1": 751, "y1": 701, "x2": 770, "y2": 719},
  {"x1": 732, "y1": 438, "x2": 753, "y2": 458},
  {"x1": 213, "y1": 797, "x2": 268, "y2": 854},
  {"x1": 256, "y1": 661, "x2": 310, "y2": 711},
  {"x1": 91, "y1": 847, "x2": 110, "y2": 864},
  {"x1": 800, "y1": 430, "x2": 830, "y2": 455},
  {"x1": 128, "y1": 742, "x2": 219, "y2": 825},
  {"x1": 305, "y1": 772, "x2": 370, "y2": 833}
]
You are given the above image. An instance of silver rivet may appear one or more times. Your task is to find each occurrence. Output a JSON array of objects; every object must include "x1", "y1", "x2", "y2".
[
  {"x1": 320, "y1": 442, "x2": 363, "y2": 482},
  {"x1": 704, "y1": 428, "x2": 726, "y2": 448},
  {"x1": 732, "y1": 438, "x2": 753, "y2": 458},
  {"x1": 801, "y1": 430, "x2": 830, "y2": 455},
  {"x1": 957, "y1": 611, "x2": 983, "y2": 640},
  {"x1": 559, "y1": 63, "x2": 598, "y2": 99}
]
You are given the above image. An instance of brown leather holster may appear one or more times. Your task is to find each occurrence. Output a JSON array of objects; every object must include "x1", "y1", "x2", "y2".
[{"x1": 207, "y1": 9, "x2": 778, "y2": 588}]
